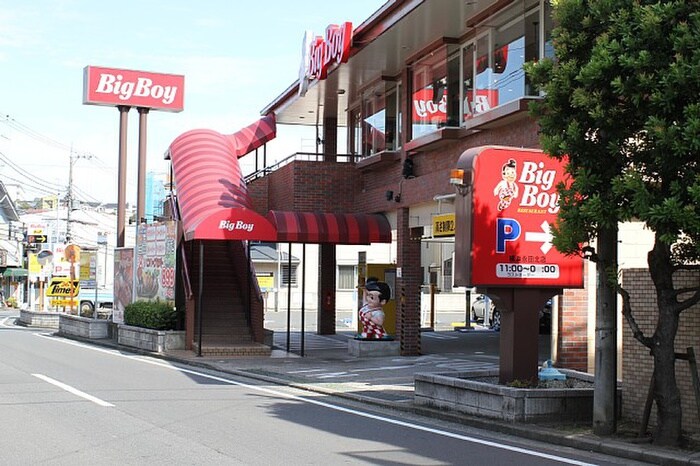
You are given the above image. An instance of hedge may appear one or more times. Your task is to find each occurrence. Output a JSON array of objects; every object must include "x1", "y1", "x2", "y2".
[{"x1": 124, "y1": 300, "x2": 179, "y2": 330}]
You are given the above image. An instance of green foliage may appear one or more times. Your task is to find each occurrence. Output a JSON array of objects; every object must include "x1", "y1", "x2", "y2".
[
  {"x1": 526, "y1": 0, "x2": 700, "y2": 263},
  {"x1": 124, "y1": 299, "x2": 179, "y2": 330}
]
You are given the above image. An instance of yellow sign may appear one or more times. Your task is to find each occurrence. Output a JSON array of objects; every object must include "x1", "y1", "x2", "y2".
[
  {"x1": 46, "y1": 278, "x2": 80, "y2": 297},
  {"x1": 432, "y1": 213, "x2": 456, "y2": 237},
  {"x1": 256, "y1": 273, "x2": 274, "y2": 290},
  {"x1": 50, "y1": 298, "x2": 78, "y2": 307}
]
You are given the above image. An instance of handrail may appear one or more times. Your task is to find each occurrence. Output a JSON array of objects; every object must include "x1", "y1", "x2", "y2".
[
  {"x1": 244, "y1": 152, "x2": 358, "y2": 183},
  {"x1": 168, "y1": 194, "x2": 193, "y2": 300}
]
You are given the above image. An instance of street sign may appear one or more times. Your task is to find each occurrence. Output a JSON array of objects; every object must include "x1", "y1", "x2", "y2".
[
  {"x1": 28, "y1": 234, "x2": 47, "y2": 244},
  {"x1": 46, "y1": 277, "x2": 81, "y2": 297},
  {"x1": 27, "y1": 224, "x2": 47, "y2": 244}
]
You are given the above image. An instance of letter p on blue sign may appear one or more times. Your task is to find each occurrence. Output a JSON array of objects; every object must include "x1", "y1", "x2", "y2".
[{"x1": 496, "y1": 218, "x2": 520, "y2": 253}]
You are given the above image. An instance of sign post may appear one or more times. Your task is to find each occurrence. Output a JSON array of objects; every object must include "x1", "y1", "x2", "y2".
[
  {"x1": 453, "y1": 146, "x2": 583, "y2": 383},
  {"x1": 64, "y1": 244, "x2": 81, "y2": 314}
]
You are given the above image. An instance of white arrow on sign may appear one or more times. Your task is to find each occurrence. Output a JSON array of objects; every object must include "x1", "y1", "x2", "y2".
[{"x1": 525, "y1": 220, "x2": 553, "y2": 254}]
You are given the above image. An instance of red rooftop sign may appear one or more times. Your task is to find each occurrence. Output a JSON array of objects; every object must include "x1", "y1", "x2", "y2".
[
  {"x1": 83, "y1": 66, "x2": 185, "y2": 112},
  {"x1": 298, "y1": 22, "x2": 352, "y2": 96}
]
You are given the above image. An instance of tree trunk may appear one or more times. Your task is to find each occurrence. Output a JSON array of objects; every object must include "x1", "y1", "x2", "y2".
[
  {"x1": 593, "y1": 225, "x2": 618, "y2": 435},
  {"x1": 648, "y1": 240, "x2": 682, "y2": 446}
]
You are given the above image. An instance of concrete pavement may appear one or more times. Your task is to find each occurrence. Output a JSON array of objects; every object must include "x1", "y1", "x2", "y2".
[
  {"x1": 7, "y1": 311, "x2": 700, "y2": 465},
  {"x1": 158, "y1": 330, "x2": 699, "y2": 466}
]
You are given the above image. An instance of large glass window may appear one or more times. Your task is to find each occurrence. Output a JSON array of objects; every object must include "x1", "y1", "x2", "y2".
[
  {"x1": 410, "y1": 47, "x2": 449, "y2": 139},
  {"x1": 402, "y1": 1, "x2": 553, "y2": 139},
  {"x1": 362, "y1": 88, "x2": 386, "y2": 155}
]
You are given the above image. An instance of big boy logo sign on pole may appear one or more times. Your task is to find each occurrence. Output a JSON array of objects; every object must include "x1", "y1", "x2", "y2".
[
  {"x1": 455, "y1": 146, "x2": 583, "y2": 288},
  {"x1": 83, "y1": 66, "x2": 185, "y2": 112}
]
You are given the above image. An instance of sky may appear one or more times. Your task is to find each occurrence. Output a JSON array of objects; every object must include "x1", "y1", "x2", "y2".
[{"x1": 0, "y1": 0, "x2": 386, "y2": 205}]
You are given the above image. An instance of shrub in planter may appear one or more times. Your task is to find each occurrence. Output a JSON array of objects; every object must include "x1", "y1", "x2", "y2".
[{"x1": 124, "y1": 300, "x2": 179, "y2": 330}]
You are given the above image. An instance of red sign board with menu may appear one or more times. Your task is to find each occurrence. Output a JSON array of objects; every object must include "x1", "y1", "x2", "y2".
[
  {"x1": 83, "y1": 66, "x2": 184, "y2": 112},
  {"x1": 467, "y1": 147, "x2": 583, "y2": 288}
]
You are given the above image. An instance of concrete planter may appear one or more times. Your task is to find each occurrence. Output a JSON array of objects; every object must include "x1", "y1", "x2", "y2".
[
  {"x1": 118, "y1": 324, "x2": 185, "y2": 353},
  {"x1": 348, "y1": 339, "x2": 400, "y2": 357},
  {"x1": 19, "y1": 309, "x2": 61, "y2": 329},
  {"x1": 415, "y1": 368, "x2": 617, "y2": 423},
  {"x1": 58, "y1": 314, "x2": 110, "y2": 339}
]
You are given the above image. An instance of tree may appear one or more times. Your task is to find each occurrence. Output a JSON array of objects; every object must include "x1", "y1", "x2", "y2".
[{"x1": 526, "y1": 0, "x2": 700, "y2": 446}]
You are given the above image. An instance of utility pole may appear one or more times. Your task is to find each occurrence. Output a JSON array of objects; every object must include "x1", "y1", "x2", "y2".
[{"x1": 66, "y1": 149, "x2": 92, "y2": 242}]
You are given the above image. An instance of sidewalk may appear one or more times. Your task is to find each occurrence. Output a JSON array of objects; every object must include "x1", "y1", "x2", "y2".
[{"x1": 146, "y1": 331, "x2": 700, "y2": 466}]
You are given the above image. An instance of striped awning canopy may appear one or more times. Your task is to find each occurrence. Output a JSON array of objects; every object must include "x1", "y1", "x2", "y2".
[
  {"x1": 167, "y1": 115, "x2": 278, "y2": 241},
  {"x1": 267, "y1": 211, "x2": 392, "y2": 245}
]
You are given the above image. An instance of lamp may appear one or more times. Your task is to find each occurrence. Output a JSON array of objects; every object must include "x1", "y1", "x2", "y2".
[{"x1": 449, "y1": 168, "x2": 471, "y2": 196}]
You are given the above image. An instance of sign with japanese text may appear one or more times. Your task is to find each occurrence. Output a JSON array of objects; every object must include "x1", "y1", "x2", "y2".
[
  {"x1": 135, "y1": 221, "x2": 176, "y2": 302},
  {"x1": 466, "y1": 147, "x2": 583, "y2": 287},
  {"x1": 432, "y1": 213, "x2": 455, "y2": 237}
]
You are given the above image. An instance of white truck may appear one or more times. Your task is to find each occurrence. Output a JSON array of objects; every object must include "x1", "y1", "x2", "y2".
[{"x1": 77, "y1": 288, "x2": 114, "y2": 316}]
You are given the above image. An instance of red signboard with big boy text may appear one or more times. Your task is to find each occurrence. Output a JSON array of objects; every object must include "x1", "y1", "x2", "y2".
[
  {"x1": 465, "y1": 147, "x2": 583, "y2": 288},
  {"x1": 83, "y1": 66, "x2": 185, "y2": 112}
]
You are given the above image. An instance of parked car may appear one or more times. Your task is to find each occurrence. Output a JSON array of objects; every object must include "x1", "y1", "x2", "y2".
[
  {"x1": 470, "y1": 295, "x2": 500, "y2": 329},
  {"x1": 471, "y1": 295, "x2": 552, "y2": 333}
]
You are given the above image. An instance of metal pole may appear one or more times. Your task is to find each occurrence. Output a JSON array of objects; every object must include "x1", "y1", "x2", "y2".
[
  {"x1": 246, "y1": 242, "x2": 251, "y2": 321},
  {"x1": 286, "y1": 242, "x2": 292, "y2": 352},
  {"x1": 197, "y1": 241, "x2": 204, "y2": 357},
  {"x1": 136, "y1": 107, "x2": 149, "y2": 224},
  {"x1": 300, "y1": 244, "x2": 306, "y2": 357},
  {"x1": 116, "y1": 106, "x2": 130, "y2": 247}
]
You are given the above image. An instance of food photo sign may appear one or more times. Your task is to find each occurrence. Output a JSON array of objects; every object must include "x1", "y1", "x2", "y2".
[
  {"x1": 135, "y1": 221, "x2": 177, "y2": 301},
  {"x1": 455, "y1": 146, "x2": 583, "y2": 288}
]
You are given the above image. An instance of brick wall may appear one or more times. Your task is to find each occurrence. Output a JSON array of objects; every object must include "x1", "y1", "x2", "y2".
[
  {"x1": 396, "y1": 207, "x2": 421, "y2": 355},
  {"x1": 557, "y1": 274, "x2": 590, "y2": 371},
  {"x1": 621, "y1": 268, "x2": 700, "y2": 433}
]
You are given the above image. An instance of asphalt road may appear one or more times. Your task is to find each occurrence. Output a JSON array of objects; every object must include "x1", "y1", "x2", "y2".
[{"x1": 0, "y1": 313, "x2": 648, "y2": 466}]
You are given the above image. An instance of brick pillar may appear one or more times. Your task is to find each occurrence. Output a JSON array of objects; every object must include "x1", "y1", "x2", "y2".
[
  {"x1": 317, "y1": 243, "x2": 336, "y2": 335},
  {"x1": 396, "y1": 207, "x2": 421, "y2": 355},
  {"x1": 557, "y1": 269, "x2": 590, "y2": 371}
]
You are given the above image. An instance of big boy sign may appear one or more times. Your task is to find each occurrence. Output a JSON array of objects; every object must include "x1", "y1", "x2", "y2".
[{"x1": 453, "y1": 146, "x2": 583, "y2": 288}]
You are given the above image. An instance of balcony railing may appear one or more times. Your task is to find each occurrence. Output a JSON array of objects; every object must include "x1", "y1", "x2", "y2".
[{"x1": 245, "y1": 152, "x2": 358, "y2": 183}]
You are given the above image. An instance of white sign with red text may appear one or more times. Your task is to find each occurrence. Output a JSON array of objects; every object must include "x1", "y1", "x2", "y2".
[
  {"x1": 83, "y1": 66, "x2": 185, "y2": 112},
  {"x1": 298, "y1": 22, "x2": 352, "y2": 96}
]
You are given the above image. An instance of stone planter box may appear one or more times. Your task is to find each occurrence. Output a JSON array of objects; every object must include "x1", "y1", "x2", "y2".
[
  {"x1": 58, "y1": 314, "x2": 110, "y2": 339},
  {"x1": 415, "y1": 368, "x2": 619, "y2": 423},
  {"x1": 348, "y1": 339, "x2": 400, "y2": 357},
  {"x1": 118, "y1": 324, "x2": 185, "y2": 353},
  {"x1": 19, "y1": 309, "x2": 61, "y2": 329}
]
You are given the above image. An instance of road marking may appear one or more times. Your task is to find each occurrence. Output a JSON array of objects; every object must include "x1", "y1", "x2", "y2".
[
  {"x1": 32, "y1": 373, "x2": 114, "y2": 407},
  {"x1": 34, "y1": 334, "x2": 597, "y2": 465}
]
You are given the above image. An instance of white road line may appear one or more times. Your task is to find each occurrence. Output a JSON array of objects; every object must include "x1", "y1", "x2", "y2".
[
  {"x1": 32, "y1": 373, "x2": 114, "y2": 407},
  {"x1": 36, "y1": 333, "x2": 596, "y2": 465}
]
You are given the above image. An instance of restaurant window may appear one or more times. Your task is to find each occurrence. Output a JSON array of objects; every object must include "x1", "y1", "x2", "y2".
[
  {"x1": 362, "y1": 86, "x2": 386, "y2": 155},
  {"x1": 410, "y1": 45, "x2": 460, "y2": 140},
  {"x1": 463, "y1": 0, "x2": 545, "y2": 120},
  {"x1": 337, "y1": 265, "x2": 356, "y2": 290},
  {"x1": 350, "y1": 107, "x2": 362, "y2": 156}
]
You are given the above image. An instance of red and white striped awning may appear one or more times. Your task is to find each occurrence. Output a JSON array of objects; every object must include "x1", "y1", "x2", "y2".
[
  {"x1": 267, "y1": 210, "x2": 392, "y2": 245},
  {"x1": 167, "y1": 115, "x2": 278, "y2": 241}
]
